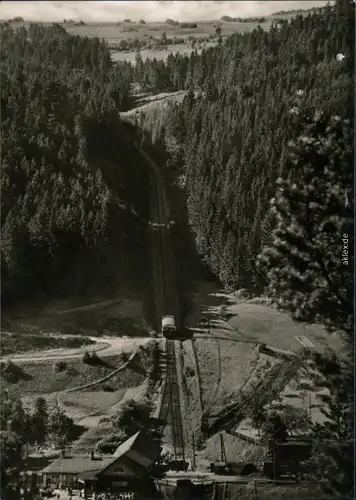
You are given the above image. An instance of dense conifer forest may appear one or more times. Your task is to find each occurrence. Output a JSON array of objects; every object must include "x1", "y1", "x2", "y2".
[
  {"x1": 0, "y1": 3, "x2": 353, "y2": 498},
  {"x1": 135, "y1": 1, "x2": 353, "y2": 292},
  {"x1": 0, "y1": 24, "x2": 151, "y2": 305},
  {"x1": 1, "y1": 0, "x2": 353, "y2": 305}
]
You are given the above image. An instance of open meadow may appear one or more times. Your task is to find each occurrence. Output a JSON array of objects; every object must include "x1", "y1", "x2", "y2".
[
  {"x1": 193, "y1": 338, "x2": 259, "y2": 413},
  {"x1": 6, "y1": 18, "x2": 278, "y2": 64},
  {"x1": 65, "y1": 19, "x2": 274, "y2": 63},
  {"x1": 2, "y1": 353, "x2": 140, "y2": 398},
  {"x1": 63, "y1": 19, "x2": 273, "y2": 43},
  {"x1": 6, "y1": 14, "x2": 298, "y2": 65},
  {"x1": 2, "y1": 295, "x2": 151, "y2": 339}
]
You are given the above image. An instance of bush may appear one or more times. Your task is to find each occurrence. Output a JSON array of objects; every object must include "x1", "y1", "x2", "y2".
[
  {"x1": 165, "y1": 18, "x2": 179, "y2": 26},
  {"x1": 139, "y1": 19, "x2": 146, "y2": 24},
  {"x1": 97, "y1": 429, "x2": 127, "y2": 453},
  {"x1": 113, "y1": 399, "x2": 154, "y2": 435},
  {"x1": 121, "y1": 351, "x2": 129, "y2": 363},
  {"x1": 1, "y1": 360, "x2": 25, "y2": 383},
  {"x1": 82, "y1": 351, "x2": 91, "y2": 364},
  {"x1": 66, "y1": 366, "x2": 79, "y2": 376},
  {"x1": 180, "y1": 22, "x2": 197, "y2": 29},
  {"x1": 185, "y1": 366, "x2": 195, "y2": 377},
  {"x1": 53, "y1": 360, "x2": 67, "y2": 373},
  {"x1": 90, "y1": 351, "x2": 100, "y2": 364},
  {"x1": 5, "y1": 360, "x2": 15, "y2": 371},
  {"x1": 82, "y1": 351, "x2": 103, "y2": 366},
  {"x1": 102, "y1": 384, "x2": 115, "y2": 392}
]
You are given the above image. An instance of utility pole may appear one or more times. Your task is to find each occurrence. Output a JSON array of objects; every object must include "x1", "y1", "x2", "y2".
[
  {"x1": 308, "y1": 394, "x2": 312, "y2": 421},
  {"x1": 192, "y1": 432, "x2": 196, "y2": 471},
  {"x1": 220, "y1": 433, "x2": 227, "y2": 463}
]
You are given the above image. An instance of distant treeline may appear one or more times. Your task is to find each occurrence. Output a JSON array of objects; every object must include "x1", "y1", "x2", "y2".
[
  {"x1": 7, "y1": 17, "x2": 24, "y2": 23},
  {"x1": 109, "y1": 34, "x2": 210, "y2": 52},
  {"x1": 165, "y1": 19, "x2": 179, "y2": 26},
  {"x1": 180, "y1": 22, "x2": 198, "y2": 28},
  {"x1": 110, "y1": 35, "x2": 184, "y2": 51},
  {"x1": 272, "y1": 6, "x2": 325, "y2": 16},
  {"x1": 63, "y1": 19, "x2": 87, "y2": 26},
  {"x1": 221, "y1": 16, "x2": 266, "y2": 23}
]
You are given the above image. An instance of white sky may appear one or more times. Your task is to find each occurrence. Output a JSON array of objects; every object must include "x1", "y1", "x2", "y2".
[{"x1": 0, "y1": 1, "x2": 330, "y2": 23}]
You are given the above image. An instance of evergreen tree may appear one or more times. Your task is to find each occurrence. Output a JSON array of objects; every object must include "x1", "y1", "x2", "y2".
[
  {"x1": 258, "y1": 111, "x2": 353, "y2": 498},
  {"x1": 49, "y1": 401, "x2": 68, "y2": 446},
  {"x1": 308, "y1": 352, "x2": 353, "y2": 498},
  {"x1": 32, "y1": 397, "x2": 48, "y2": 445},
  {"x1": 134, "y1": 0, "x2": 352, "y2": 292},
  {"x1": 258, "y1": 112, "x2": 353, "y2": 337},
  {"x1": 0, "y1": 433, "x2": 23, "y2": 491}
]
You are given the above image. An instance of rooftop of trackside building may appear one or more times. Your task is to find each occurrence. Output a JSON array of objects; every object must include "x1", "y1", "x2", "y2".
[{"x1": 41, "y1": 431, "x2": 162, "y2": 475}]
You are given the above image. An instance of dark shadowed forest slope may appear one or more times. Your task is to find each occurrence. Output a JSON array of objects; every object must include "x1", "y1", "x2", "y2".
[
  {"x1": 0, "y1": 24, "x2": 153, "y2": 306},
  {"x1": 1, "y1": 1, "x2": 353, "y2": 307},
  {"x1": 134, "y1": 1, "x2": 353, "y2": 292}
]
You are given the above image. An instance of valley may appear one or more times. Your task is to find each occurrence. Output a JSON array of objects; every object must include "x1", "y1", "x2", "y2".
[{"x1": 0, "y1": 2, "x2": 352, "y2": 499}]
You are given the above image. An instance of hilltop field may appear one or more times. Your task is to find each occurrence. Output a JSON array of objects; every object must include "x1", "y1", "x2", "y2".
[
  {"x1": 5, "y1": 15, "x2": 295, "y2": 64},
  {"x1": 66, "y1": 16, "x2": 294, "y2": 63}
]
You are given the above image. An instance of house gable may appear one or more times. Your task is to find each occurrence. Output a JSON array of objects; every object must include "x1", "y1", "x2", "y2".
[{"x1": 98, "y1": 455, "x2": 146, "y2": 479}]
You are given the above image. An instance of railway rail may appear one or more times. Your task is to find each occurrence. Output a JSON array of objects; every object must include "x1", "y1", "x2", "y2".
[{"x1": 134, "y1": 140, "x2": 186, "y2": 463}]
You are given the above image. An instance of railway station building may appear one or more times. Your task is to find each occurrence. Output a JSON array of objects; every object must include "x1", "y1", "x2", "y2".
[{"x1": 40, "y1": 431, "x2": 162, "y2": 495}]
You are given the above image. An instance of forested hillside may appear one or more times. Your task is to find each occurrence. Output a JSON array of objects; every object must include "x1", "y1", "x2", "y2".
[
  {"x1": 135, "y1": 1, "x2": 353, "y2": 292},
  {"x1": 1, "y1": 1, "x2": 352, "y2": 305},
  {"x1": 0, "y1": 24, "x2": 152, "y2": 306}
]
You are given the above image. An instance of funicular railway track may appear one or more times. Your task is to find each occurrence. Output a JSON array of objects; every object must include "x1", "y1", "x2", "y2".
[
  {"x1": 134, "y1": 140, "x2": 186, "y2": 463},
  {"x1": 157, "y1": 341, "x2": 185, "y2": 461}
]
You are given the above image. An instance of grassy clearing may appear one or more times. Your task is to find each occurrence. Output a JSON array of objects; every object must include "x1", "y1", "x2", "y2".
[
  {"x1": 120, "y1": 90, "x2": 187, "y2": 123},
  {"x1": 0, "y1": 353, "x2": 144, "y2": 398},
  {"x1": 60, "y1": 389, "x2": 127, "y2": 421},
  {"x1": 3, "y1": 296, "x2": 148, "y2": 337},
  {"x1": 194, "y1": 338, "x2": 258, "y2": 414},
  {"x1": 189, "y1": 282, "x2": 343, "y2": 354},
  {"x1": 18, "y1": 312, "x2": 145, "y2": 337},
  {"x1": 27, "y1": 308, "x2": 149, "y2": 337},
  {"x1": 227, "y1": 301, "x2": 343, "y2": 353},
  {"x1": 72, "y1": 379, "x2": 150, "y2": 453},
  {"x1": 0, "y1": 332, "x2": 95, "y2": 356}
]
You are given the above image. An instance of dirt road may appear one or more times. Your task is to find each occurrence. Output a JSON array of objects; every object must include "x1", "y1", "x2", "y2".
[{"x1": 0, "y1": 336, "x2": 151, "y2": 364}]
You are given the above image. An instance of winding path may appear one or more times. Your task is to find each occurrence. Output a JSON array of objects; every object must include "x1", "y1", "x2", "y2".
[{"x1": 0, "y1": 336, "x2": 150, "y2": 364}]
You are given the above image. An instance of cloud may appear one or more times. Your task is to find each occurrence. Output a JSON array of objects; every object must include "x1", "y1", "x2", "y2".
[{"x1": 0, "y1": 1, "x2": 330, "y2": 23}]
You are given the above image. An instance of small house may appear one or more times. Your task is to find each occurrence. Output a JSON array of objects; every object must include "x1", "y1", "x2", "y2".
[{"x1": 40, "y1": 431, "x2": 162, "y2": 494}]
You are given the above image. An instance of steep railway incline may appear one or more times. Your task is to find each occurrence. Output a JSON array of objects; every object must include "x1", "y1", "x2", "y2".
[{"x1": 131, "y1": 136, "x2": 186, "y2": 462}]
